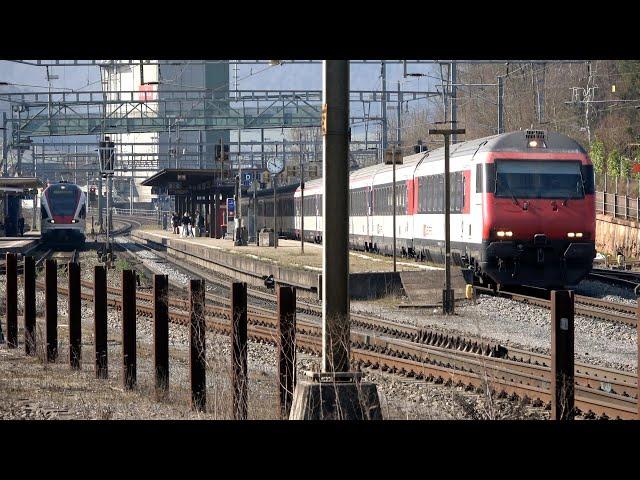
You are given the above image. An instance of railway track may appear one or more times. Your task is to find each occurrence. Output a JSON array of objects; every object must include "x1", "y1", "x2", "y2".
[
  {"x1": 36, "y1": 275, "x2": 639, "y2": 420},
  {"x1": 0, "y1": 248, "x2": 53, "y2": 274},
  {"x1": 474, "y1": 286, "x2": 638, "y2": 327}
]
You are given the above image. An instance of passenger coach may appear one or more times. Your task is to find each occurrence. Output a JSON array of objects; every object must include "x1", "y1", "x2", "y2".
[{"x1": 291, "y1": 130, "x2": 596, "y2": 289}]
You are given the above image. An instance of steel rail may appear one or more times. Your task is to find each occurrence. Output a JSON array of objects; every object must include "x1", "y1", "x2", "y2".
[{"x1": 36, "y1": 277, "x2": 638, "y2": 419}]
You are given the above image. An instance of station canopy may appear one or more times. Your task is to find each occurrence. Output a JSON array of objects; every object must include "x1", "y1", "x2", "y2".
[
  {"x1": 0, "y1": 177, "x2": 45, "y2": 194},
  {"x1": 141, "y1": 169, "x2": 230, "y2": 196}
]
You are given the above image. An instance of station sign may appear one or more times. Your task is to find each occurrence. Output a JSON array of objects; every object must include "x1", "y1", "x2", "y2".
[
  {"x1": 227, "y1": 198, "x2": 235, "y2": 219},
  {"x1": 243, "y1": 173, "x2": 253, "y2": 187}
]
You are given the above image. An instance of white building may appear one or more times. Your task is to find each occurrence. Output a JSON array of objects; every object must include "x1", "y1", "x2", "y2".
[{"x1": 99, "y1": 61, "x2": 229, "y2": 205}]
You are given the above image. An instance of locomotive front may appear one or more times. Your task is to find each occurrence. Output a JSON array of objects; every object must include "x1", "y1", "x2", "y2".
[
  {"x1": 477, "y1": 130, "x2": 596, "y2": 288},
  {"x1": 41, "y1": 182, "x2": 86, "y2": 247}
]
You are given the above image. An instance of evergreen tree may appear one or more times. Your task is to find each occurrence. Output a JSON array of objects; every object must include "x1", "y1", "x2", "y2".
[
  {"x1": 608, "y1": 149, "x2": 622, "y2": 177},
  {"x1": 589, "y1": 138, "x2": 606, "y2": 174}
]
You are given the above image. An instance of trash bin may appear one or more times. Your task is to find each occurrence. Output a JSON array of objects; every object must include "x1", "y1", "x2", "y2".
[{"x1": 259, "y1": 228, "x2": 275, "y2": 247}]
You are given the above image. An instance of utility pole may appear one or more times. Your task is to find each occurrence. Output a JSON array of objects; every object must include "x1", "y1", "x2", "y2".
[
  {"x1": 2, "y1": 112, "x2": 7, "y2": 177},
  {"x1": 381, "y1": 61, "x2": 388, "y2": 162},
  {"x1": 392, "y1": 144, "x2": 397, "y2": 272},
  {"x1": 289, "y1": 59, "x2": 382, "y2": 420},
  {"x1": 273, "y1": 145, "x2": 278, "y2": 249},
  {"x1": 396, "y1": 81, "x2": 402, "y2": 146},
  {"x1": 441, "y1": 63, "x2": 449, "y2": 126},
  {"x1": 497, "y1": 75, "x2": 505, "y2": 134},
  {"x1": 198, "y1": 130, "x2": 203, "y2": 169},
  {"x1": 261, "y1": 129, "x2": 265, "y2": 170},
  {"x1": 97, "y1": 175, "x2": 103, "y2": 233},
  {"x1": 106, "y1": 174, "x2": 112, "y2": 251},
  {"x1": 322, "y1": 60, "x2": 350, "y2": 374},
  {"x1": 237, "y1": 129, "x2": 242, "y2": 242},
  {"x1": 392, "y1": 81, "x2": 403, "y2": 273},
  {"x1": 450, "y1": 62, "x2": 458, "y2": 144},
  {"x1": 219, "y1": 138, "x2": 224, "y2": 181},
  {"x1": 585, "y1": 62, "x2": 593, "y2": 145},
  {"x1": 252, "y1": 178, "x2": 257, "y2": 244},
  {"x1": 300, "y1": 138, "x2": 305, "y2": 254},
  {"x1": 429, "y1": 127, "x2": 466, "y2": 315}
]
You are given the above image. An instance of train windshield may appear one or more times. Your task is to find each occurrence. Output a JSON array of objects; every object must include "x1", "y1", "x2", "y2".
[
  {"x1": 494, "y1": 160, "x2": 585, "y2": 199},
  {"x1": 47, "y1": 186, "x2": 78, "y2": 215}
]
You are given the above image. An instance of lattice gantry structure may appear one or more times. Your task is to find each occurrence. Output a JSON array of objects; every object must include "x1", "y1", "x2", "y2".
[{"x1": 0, "y1": 60, "x2": 453, "y2": 204}]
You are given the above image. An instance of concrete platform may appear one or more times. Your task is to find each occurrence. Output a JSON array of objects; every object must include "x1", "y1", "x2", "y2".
[
  {"x1": 0, "y1": 232, "x2": 41, "y2": 254},
  {"x1": 399, "y1": 270, "x2": 467, "y2": 304},
  {"x1": 131, "y1": 227, "x2": 457, "y2": 300}
]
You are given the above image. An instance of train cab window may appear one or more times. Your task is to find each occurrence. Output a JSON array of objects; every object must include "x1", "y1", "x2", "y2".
[
  {"x1": 581, "y1": 164, "x2": 595, "y2": 194},
  {"x1": 46, "y1": 186, "x2": 80, "y2": 216},
  {"x1": 495, "y1": 160, "x2": 585, "y2": 199},
  {"x1": 476, "y1": 164, "x2": 483, "y2": 193}
]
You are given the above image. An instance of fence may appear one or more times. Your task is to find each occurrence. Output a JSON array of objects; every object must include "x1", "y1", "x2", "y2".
[
  {"x1": 595, "y1": 190, "x2": 640, "y2": 221},
  {"x1": 1, "y1": 253, "x2": 298, "y2": 419}
]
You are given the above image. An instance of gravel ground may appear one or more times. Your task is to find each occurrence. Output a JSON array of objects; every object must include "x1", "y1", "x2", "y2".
[
  {"x1": 116, "y1": 236, "x2": 550, "y2": 419},
  {"x1": 574, "y1": 278, "x2": 638, "y2": 305},
  {"x1": 353, "y1": 291, "x2": 638, "y2": 373},
  {"x1": 0, "y1": 241, "x2": 550, "y2": 420}
]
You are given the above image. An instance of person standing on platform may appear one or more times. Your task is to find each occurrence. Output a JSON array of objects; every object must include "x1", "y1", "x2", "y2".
[
  {"x1": 196, "y1": 211, "x2": 205, "y2": 237},
  {"x1": 172, "y1": 212, "x2": 179, "y2": 234},
  {"x1": 181, "y1": 212, "x2": 190, "y2": 238},
  {"x1": 18, "y1": 217, "x2": 25, "y2": 237},
  {"x1": 189, "y1": 212, "x2": 196, "y2": 238}
]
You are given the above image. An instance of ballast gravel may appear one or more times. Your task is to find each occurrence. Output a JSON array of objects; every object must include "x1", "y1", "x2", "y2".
[{"x1": 353, "y1": 290, "x2": 637, "y2": 374}]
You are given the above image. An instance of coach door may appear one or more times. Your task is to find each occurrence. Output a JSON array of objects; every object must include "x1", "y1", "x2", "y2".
[{"x1": 367, "y1": 186, "x2": 372, "y2": 242}]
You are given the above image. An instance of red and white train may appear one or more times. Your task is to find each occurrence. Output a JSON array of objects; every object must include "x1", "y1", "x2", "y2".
[
  {"x1": 40, "y1": 181, "x2": 87, "y2": 247},
  {"x1": 245, "y1": 130, "x2": 596, "y2": 289}
]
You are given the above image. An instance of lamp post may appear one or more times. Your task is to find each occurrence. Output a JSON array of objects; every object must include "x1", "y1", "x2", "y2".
[
  {"x1": 385, "y1": 145, "x2": 402, "y2": 272},
  {"x1": 98, "y1": 136, "x2": 115, "y2": 265},
  {"x1": 428, "y1": 127, "x2": 465, "y2": 314}
]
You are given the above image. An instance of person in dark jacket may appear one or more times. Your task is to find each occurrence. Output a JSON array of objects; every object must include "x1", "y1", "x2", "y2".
[
  {"x1": 172, "y1": 213, "x2": 179, "y2": 234},
  {"x1": 18, "y1": 217, "x2": 25, "y2": 237},
  {"x1": 196, "y1": 211, "x2": 205, "y2": 237},
  {"x1": 181, "y1": 212, "x2": 191, "y2": 238}
]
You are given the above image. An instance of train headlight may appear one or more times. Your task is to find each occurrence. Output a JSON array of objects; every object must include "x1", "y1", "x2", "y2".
[
  {"x1": 496, "y1": 230, "x2": 512, "y2": 238},
  {"x1": 567, "y1": 232, "x2": 581, "y2": 238},
  {"x1": 496, "y1": 231, "x2": 505, "y2": 237},
  {"x1": 505, "y1": 231, "x2": 513, "y2": 237},
  {"x1": 71, "y1": 219, "x2": 78, "y2": 223},
  {"x1": 48, "y1": 219, "x2": 55, "y2": 224}
]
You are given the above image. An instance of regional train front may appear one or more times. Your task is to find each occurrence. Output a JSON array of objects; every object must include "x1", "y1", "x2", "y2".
[
  {"x1": 477, "y1": 130, "x2": 596, "y2": 289},
  {"x1": 40, "y1": 181, "x2": 87, "y2": 248}
]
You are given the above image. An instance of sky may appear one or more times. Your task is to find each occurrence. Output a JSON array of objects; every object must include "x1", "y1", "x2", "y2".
[
  {"x1": 0, "y1": 60, "x2": 440, "y2": 147},
  {"x1": 0, "y1": 60, "x2": 436, "y2": 92}
]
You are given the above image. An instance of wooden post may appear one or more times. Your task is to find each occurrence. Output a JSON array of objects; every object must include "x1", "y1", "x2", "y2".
[
  {"x1": 68, "y1": 262, "x2": 81, "y2": 370},
  {"x1": 154, "y1": 274, "x2": 169, "y2": 392},
  {"x1": 277, "y1": 285, "x2": 296, "y2": 419},
  {"x1": 23, "y1": 255, "x2": 36, "y2": 355},
  {"x1": 45, "y1": 259, "x2": 58, "y2": 361},
  {"x1": 94, "y1": 265, "x2": 108, "y2": 378},
  {"x1": 189, "y1": 279, "x2": 206, "y2": 412},
  {"x1": 121, "y1": 270, "x2": 136, "y2": 390},
  {"x1": 550, "y1": 290, "x2": 575, "y2": 420},
  {"x1": 5, "y1": 253, "x2": 17, "y2": 348},
  {"x1": 231, "y1": 282, "x2": 248, "y2": 420}
]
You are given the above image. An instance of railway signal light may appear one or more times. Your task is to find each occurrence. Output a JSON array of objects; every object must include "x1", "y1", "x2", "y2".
[
  {"x1": 384, "y1": 148, "x2": 403, "y2": 165},
  {"x1": 98, "y1": 137, "x2": 115, "y2": 174}
]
